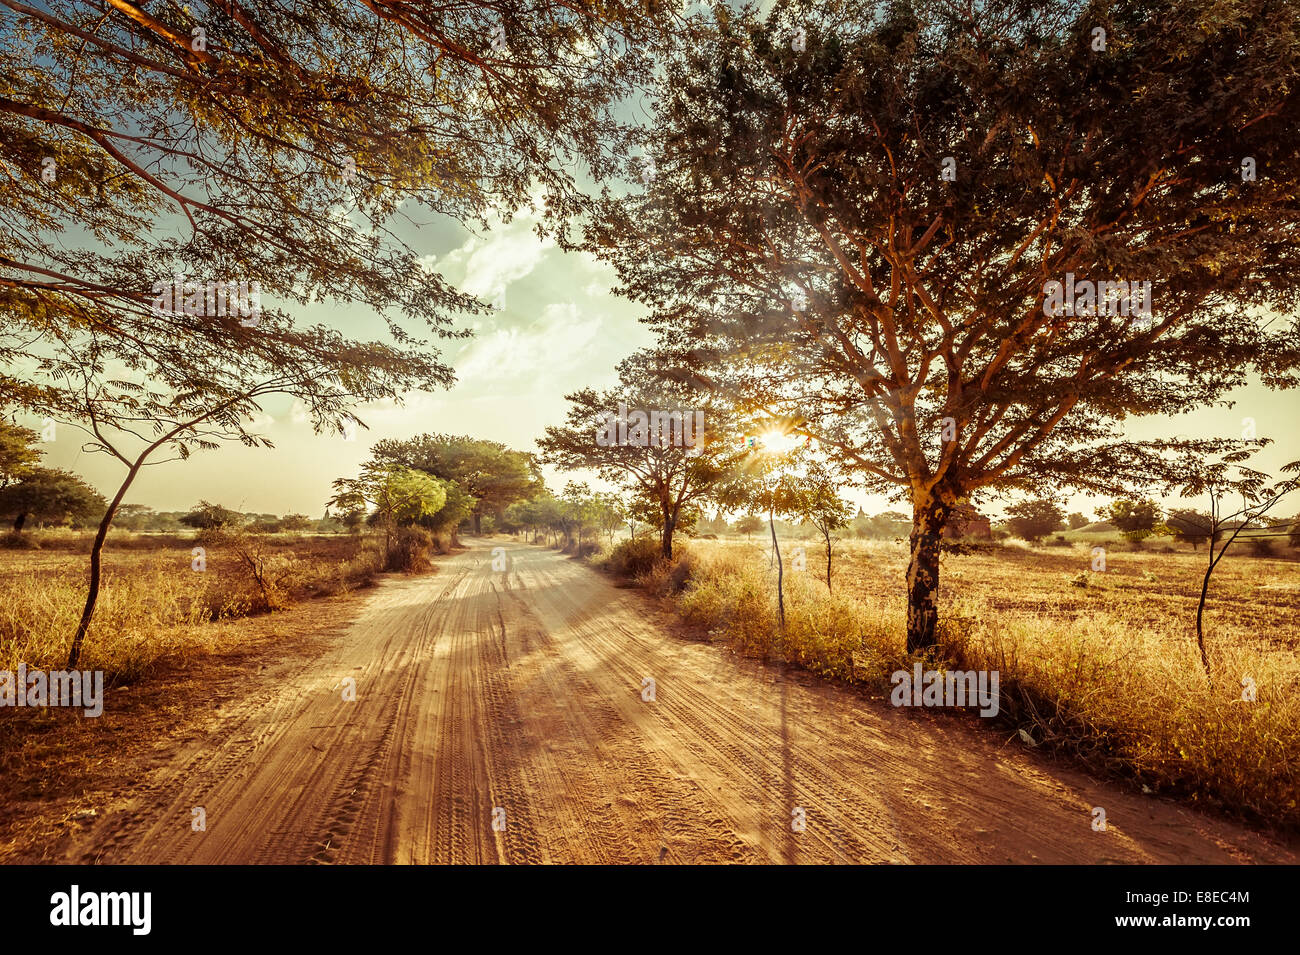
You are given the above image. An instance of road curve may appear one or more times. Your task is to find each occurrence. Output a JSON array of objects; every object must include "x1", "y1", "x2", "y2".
[{"x1": 66, "y1": 539, "x2": 1296, "y2": 864}]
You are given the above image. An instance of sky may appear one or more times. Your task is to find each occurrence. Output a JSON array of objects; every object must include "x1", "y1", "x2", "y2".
[
  {"x1": 31, "y1": 202, "x2": 655, "y2": 517},
  {"x1": 31, "y1": 195, "x2": 1299, "y2": 525},
  {"x1": 17, "y1": 4, "x2": 1296, "y2": 525},
  {"x1": 21, "y1": 177, "x2": 1298, "y2": 525}
]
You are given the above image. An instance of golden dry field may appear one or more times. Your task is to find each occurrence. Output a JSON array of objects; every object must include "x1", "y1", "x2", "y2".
[{"x1": 663, "y1": 535, "x2": 1300, "y2": 829}]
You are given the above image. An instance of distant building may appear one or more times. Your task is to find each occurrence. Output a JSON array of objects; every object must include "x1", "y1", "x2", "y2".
[{"x1": 943, "y1": 504, "x2": 991, "y2": 539}]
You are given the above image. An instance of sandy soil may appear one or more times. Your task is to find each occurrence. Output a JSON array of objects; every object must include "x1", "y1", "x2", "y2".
[{"x1": 58, "y1": 539, "x2": 1298, "y2": 864}]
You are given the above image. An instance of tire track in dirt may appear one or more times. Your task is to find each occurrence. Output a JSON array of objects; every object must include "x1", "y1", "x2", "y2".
[{"x1": 63, "y1": 539, "x2": 1298, "y2": 865}]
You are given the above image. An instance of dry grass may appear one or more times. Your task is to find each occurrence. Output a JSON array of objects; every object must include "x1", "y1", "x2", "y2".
[
  {"x1": 0, "y1": 530, "x2": 384, "y2": 682},
  {"x1": 652, "y1": 535, "x2": 1300, "y2": 830}
]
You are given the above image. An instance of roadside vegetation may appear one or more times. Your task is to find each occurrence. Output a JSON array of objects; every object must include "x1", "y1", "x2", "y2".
[{"x1": 519, "y1": 513, "x2": 1300, "y2": 833}]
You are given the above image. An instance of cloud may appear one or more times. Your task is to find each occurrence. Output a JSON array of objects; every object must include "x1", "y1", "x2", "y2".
[
  {"x1": 453, "y1": 303, "x2": 602, "y2": 385},
  {"x1": 430, "y1": 207, "x2": 556, "y2": 307}
]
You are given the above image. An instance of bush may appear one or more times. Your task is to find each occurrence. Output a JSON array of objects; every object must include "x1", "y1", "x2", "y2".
[
  {"x1": 1247, "y1": 537, "x2": 1274, "y2": 558},
  {"x1": 386, "y1": 525, "x2": 433, "y2": 573},
  {"x1": 597, "y1": 536, "x2": 662, "y2": 578},
  {"x1": 644, "y1": 551, "x2": 698, "y2": 595},
  {"x1": 1046, "y1": 534, "x2": 1071, "y2": 547},
  {"x1": 573, "y1": 540, "x2": 601, "y2": 560},
  {"x1": 0, "y1": 531, "x2": 40, "y2": 549}
]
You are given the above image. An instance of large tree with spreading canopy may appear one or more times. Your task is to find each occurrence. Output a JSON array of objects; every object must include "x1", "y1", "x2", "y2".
[{"x1": 589, "y1": 0, "x2": 1300, "y2": 651}]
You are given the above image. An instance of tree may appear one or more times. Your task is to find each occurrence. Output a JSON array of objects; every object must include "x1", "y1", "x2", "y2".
[
  {"x1": 4, "y1": 2, "x2": 667, "y2": 668},
  {"x1": 0, "y1": 420, "x2": 41, "y2": 489},
  {"x1": 53, "y1": 326, "x2": 449, "y2": 669},
  {"x1": 1067, "y1": 512, "x2": 1090, "y2": 530},
  {"x1": 421, "y1": 480, "x2": 476, "y2": 540},
  {"x1": 538, "y1": 351, "x2": 744, "y2": 558},
  {"x1": 1166, "y1": 508, "x2": 1214, "y2": 550},
  {"x1": 1104, "y1": 498, "x2": 1161, "y2": 542},
  {"x1": 0, "y1": 466, "x2": 105, "y2": 532},
  {"x1": 560, "y1": 481, "x2": 598, "y2": 547},
  {"x1": 505, "y1": 492, "x2": 566, "y2": 545},
  {"x1": 113, "y1": 503, "x2": 155, "y2": 532},
  {"x1": 785, "y1": 463, "x2": 853, "y2": 591},
  {"x1": 1005, "y1": 499, "x2": 1066, "y2": 544},
  {"x1": 180, "y1": 501, "x2": 245, "y2": 532},
  {"x1": 735, "y1": 514, "x2": 763, "y2": 538},
  {"x1": 866, "y1": 511, "x2": 911, "y2": 540},
  {"x1": 591, "y1": 492, "x2": 627, "y2": 546},
  {"x1": 372, "y1": 434, "x2": 541, "y2": 535},
  {"x1": 2, "y1": 1, "x2": 667, "y2": 415},
  {"x1": 279, "y1": 514, "x2": 313, "y2": 533},
  {"x1": 718, "y1": 474, "x2": 799, "y2": 630},
  {"x1": 1167, "y1": 453, "x2": 1300, "y2": 676},
  {"x1": 329, "y1": 463, "x2": 450, "y2": 567},
  {"x1": 590, "y1": 0, "x2": 1300, "y2": 653}
]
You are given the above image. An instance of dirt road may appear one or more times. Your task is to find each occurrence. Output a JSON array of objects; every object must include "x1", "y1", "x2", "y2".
[{"x1": 67, "y1": 540, "x2": 1295, "y2": 864}]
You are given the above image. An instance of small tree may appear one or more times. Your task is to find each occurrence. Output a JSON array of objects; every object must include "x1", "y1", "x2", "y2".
[
  {"x1": 1166, "y1": 508, "x2": 1214, "y2": 550},
  {"x1": 1005, "y1": 499, "x2": 1066, "y2": 544},
  {"x1": 1067, "y1": 512, "x2": 1089, "y2": 530},
  {"x1": 279, "y1": 514, "x2": 313, "y2": 533},
  {"x1": 735, "y1": 515, "x2": 763, "y2": 539},
  {"x1": 785, "y1": 464, "x2": 854, "y2": 592},
  {"x1": 591, "y1": 493, "x2": 627, "y2": 546},
  {"x1": 1105, "y1": 499, "x2": 1161, "y2": 542},
  {"x1": 180, "y1": 501, "x2": 245, "y2": 532},
  {"x1": 538, "y1": 351, "x2": 743, "y2": 559},
  {"x1": 1170, "y1": 454, "x2": 1300, "y2": 677},
  {"x1": 329, "y1": 464, "x2": 449, "y2": 569},
  {"x1": 561, "y1": 482, "x2": 598, "y2": 547}
]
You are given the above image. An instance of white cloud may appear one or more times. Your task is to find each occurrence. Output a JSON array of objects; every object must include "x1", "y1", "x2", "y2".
[
  {"x1": 454, "y1": 302, "x2": 601, "y2": 384},
  {"x1": 430, "y1": 206, "x2": 555, "y2": 307}
]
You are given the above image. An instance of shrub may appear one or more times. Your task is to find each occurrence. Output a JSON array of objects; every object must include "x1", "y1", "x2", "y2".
[
  {"x1": 644, "y1": 550, "x2": 697, "y2": 595},
  {"x1": 1046, "y1": 534, "x2": 1071, "y2": 547},
  {"x1": 573, "y1": 540, "x2": 601, "y2": 560},
  {"x1": 200, "y1": 526, "x2": 303, "y2": 612},
  {"x1": 386, "y1": 525, "x2": 433, "y2": 573},
  {"x1": 597, "y1": 537, "x2": 662, "y2": 578},
  {"x1": 1247, "y1": 537, "x2": 1274, "y2": 558}
]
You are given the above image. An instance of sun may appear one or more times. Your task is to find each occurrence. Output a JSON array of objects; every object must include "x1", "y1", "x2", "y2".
[{"x1": 754, "y1": 428, "x2": 811, "y2": 455}]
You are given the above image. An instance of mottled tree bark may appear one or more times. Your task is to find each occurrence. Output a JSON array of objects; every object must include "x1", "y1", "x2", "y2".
[
  {"x1": 660, "y1": 512, "x2": 675, "y2": 558},
  {"x1": 906, "y1": 492, "x2": 951, "y2": 653}
]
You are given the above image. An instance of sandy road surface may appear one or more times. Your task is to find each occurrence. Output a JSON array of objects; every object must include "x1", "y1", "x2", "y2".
[{"x1": 67, "y1": 540, "x2": 1295, "y2": 864}]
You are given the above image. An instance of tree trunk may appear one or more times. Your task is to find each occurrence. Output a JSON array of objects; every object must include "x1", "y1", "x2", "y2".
[
  {"x1": 1194, "y1": 553, "x2": 1214, "y2": 678},
  {"x1": 906, "y1": 493, "x2": 950, "y2": 654},
  {"x1": 12, "y1": 512, "x2": 26, "y2": 534},
  {"x1": 67, "y1": 463, "x2": 142, "y2": 668},
  {"x1": 770, "y1": 508, "x2": 785, "y2": 630},
  {"x1": 823, "y1": 527, "x2": 833, "y2": 592},
  {"x1": 660, "y1": 514, "x2": 674, "y2": 559},
  {"x1": 473, "y1": 511, "x2": 482, "y2": 535}
]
